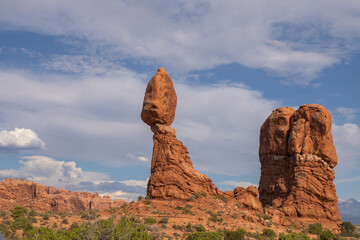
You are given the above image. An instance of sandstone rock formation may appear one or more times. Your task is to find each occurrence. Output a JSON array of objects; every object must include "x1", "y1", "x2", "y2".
[
  {"x1": 259, "y1": 104, "x2": 341, "y2": 225},
  {"x1": 0, "y1": 178, "x2": 126, "y2": 213},
  {"x1": 142, "y1": 68, "x2": 262, "y2": 210},
  {"x1": 142, "y1": 68, "x2": 222, "y2": 199}
]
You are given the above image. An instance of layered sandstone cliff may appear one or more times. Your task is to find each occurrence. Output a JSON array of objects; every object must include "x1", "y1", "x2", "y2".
[
  {"x1": 259, "y1": 104, "x2": 341, "y2": 225},
  {"x1": 0, "y1": 178, "x2": 126, "y2": 213}
]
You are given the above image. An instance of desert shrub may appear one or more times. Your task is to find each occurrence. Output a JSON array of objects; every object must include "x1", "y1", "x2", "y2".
[
  {"x1": 307, "y1": 223, "x2": 322, "y2": 235},
  {"x1": 159, "y1": 217, "x2": 169, "y2": 224},
  {"x1": 319, "y1": 230, "x2": 340, "y2": 240},
  {"x1": 27, "y1": 210, "x2": 37, "y2": 217},
  {"x1": 262, "y1": 228, "x2": 276, "y2": 239},
  {"x1": 0, "y1": 211, "x2": 7, "y2": 218},
  {"x1": 144, "y1": 217, "x2": 157, "y2": 225},
  {"x1": 340, "y1": 221, "x2": 356, "y2": 237},
  {"x1": 138, "y1": 196, "x2": 144, "y2": 201},
  {"x1": 144, "y1": 199, "x2": 151, "y2": 205},
  {"x1": 185, "y1": 223, "x2": 193, "y2": 233},
  {"x1": 81, "y1": 209, "x2": 98, "y2": 220},
  {"x1": 224, "y1": 227, "x2": 246, "y2": 240},
  {"x1": 194, "y1": 224, "x2": 206, "y2": 232},
  {"x1": 188, "y1": 195, "x2": 195, "y2": 202},
  {"x1": 11, "y1": 206, "x2": 28, "y2": 219},
  {"x1": 185, "y1": 231, "x2": 222, "y2": 240},
  {"x1": 200, "y1": 192, "x2": 207, "y2": 197},
  {"x1": 61, "y1": 218, "x2": 69, "y2": 224},
  {"x1": 42, "y1": 213, "x2": 50, "y2": 220},
  {"x1": 23, "y1": 216, "x2": 152, "y2": 240},
  {"x1": 279, "y1": 232, "x2": 310, "y2": 240},
  {"x1": 214, "y1": 195, "x2": 221, "y2": 200}
]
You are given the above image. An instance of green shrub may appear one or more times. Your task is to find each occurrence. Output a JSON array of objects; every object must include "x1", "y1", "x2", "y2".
[
  {"x1": 138, "y1": 196, "x2": 144, "y2": 201},
  {"x1": 262, "y1": 228, "x2": 276, "y2": 239},
  {"x1": 185, "y1": 231, "x2": 222, "y2": 240},
  {"x1": 340, "y1": 221, "x2": 355, "y2": 237},
  {"x1": 159, "y1": 217, "x2": 169, "y2": 224},
  {"x1": 224, "y1": 227, "x2": 246, "y2": 240},
  {"x1": 0, "y1": 211, "x2": 7, "y2": 218},
  {"x1": 194, "y1": 224, "x2": 206, "y2": 232},
  {"x1": 144, "y1": 217, "x2": 157, "y2": 225},
  {"x1": 42, "y1": 213, "x2": 50, "y2": 220},
  {"x1": 188, "y1": 196, "x2": 195, "y2": 202},
  {"x1": 200, "y1": 192, "x2": 207, "y2": 197},
  {"x1": 279, "y1": 232, "x2": 310, "y2": 240},
  {"x1": 81, "y1": 209, "x2": 98, "y2": 220},
  {"x1": 61, "y1": 218, "x2": 69, "y2": 224},
  {"x1": 319, "y1": 230, "x2": 340, "y2": 240},
  {"x1": 307, "y1": 223, "x2": 323, "y2": 235},
  {"x1": 11, "y1": 206, "x2": 28, "y2": 219},
  {"x1": 28, "y1": 210, "x2": 37, "y2": 217}
]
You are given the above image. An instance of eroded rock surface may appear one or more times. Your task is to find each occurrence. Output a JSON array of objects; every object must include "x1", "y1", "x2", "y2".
[
  {"x1": 0, "y1": 178, "x2": 126, "y2": 213},
  {"x1": 259, "y1": 104, "x2": 341, "y2": 226},
  {"x1": 141, "y1": 67, "x2": 177, "y2": 126},
  {"x1": 142, "y1": 68, "x2": 222, "y2": 199}
]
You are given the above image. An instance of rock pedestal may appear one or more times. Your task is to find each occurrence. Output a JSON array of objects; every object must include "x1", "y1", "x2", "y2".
[
  {"x1": 259, "y1": 104, "x2": 341, "y2": 225},
  {"x1": 142, "y1": 68, "x2": 221, "y2": 199}
]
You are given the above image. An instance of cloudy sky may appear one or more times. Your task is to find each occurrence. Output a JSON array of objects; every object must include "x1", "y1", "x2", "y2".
[{"x1": 0, "y1": 0, "x2": 359, "y2": 201}]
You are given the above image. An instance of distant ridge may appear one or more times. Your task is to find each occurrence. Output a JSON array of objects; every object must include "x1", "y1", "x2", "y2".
[{"x1": 338, "y1": 198, "x2": 360, "y2": 224}]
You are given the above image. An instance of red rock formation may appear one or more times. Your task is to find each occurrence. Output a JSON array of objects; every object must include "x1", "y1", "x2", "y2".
[
  {"x1": 142, "y1": 68, "x2": 262, "y2": 211},
  {"x1": 259, "y1": 104, "x2": 341, "y2": 226},
  {"x1": 142, "y1": 68, "x2": 222, "y2": 199},
  {"x1": 0, "y1": 178, "x2": 126, "y2": 213}
]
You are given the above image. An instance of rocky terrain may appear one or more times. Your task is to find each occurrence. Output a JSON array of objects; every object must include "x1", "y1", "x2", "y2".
[
  {"x1": 259, "y1": 105, "x2": 341, "y2": 229},
  {"x1": 140, "y1": 68, "x2": 341, "y2": 231},
  {"x1": 0, "y1": 67, "x2": 346, "y2": 238},
  {"x1": 0, "y1": 178, "x2": 126, "y2": 213}
]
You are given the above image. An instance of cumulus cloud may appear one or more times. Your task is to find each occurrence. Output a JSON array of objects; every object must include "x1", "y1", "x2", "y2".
[
  {"x1": 0, "y1": 69, "x2": 276, "y2": 176},
  {"x1": 0, "y1": 128, "x2": 45, "y2": 152},
  {"x1": 0, "y1": 155, "x2": 107, "y2": 187},
  {"x1": 0, "y1": 1, "x2": 359, "y2": 84},
  {"x1": 0, "y1": 155, "x2": 147, "y2": 201},
  {"x1": 332, "y1": 123, "x2": 360, "y2": 176}
]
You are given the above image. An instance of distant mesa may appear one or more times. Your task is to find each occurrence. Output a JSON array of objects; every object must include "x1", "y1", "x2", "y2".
[
  {"x1": 0, "y1": 178, "x2": 126, "y2": 213},
  {"x1": 259, "y1": 104, "x2": 341, "y2": 227}
]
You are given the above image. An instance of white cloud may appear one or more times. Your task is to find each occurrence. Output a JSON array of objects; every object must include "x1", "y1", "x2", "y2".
[
  {"x1": 220, "y1": 180, "x2": 258, "y2": 188},
  {"x1": 0, "y1": 155, "x2": 147, "y2": 201},
  {"x1": 0, "y1": 68, "x2": 276, "y2": 176},
  {"x1": 334, "y1": 107, "x2": 358, "y2": 121},
  {"x1": 0, "y1": 155, "x2": 108, "y2": 188},
  {"x1": 332, "y1": 123, "x2": 360, "y2": 176},
  {"x1": 120, "y1": 179, "x2": 148, "y2": 188},
  {"x1": 137, "y1": 156, "x2": 149, "y2": 162},
  {"x1": 175, "y1": 82, "x2": 277, "y2": 175},
  {"x1": 0, "y1": 1, "x2": 359, "y2": 84},
  {"x1": 100, "y1": 191, "x2": 141, "y2": 202},
  {"x1": 0, "y1": 128, "x2": 45, "y2": 152}
]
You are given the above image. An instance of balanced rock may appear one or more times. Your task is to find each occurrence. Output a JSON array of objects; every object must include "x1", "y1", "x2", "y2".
[
  {"x1": 141, "y1": 67, "x2": 177, "y2": 126},
  {"x1": 142, "y1": 68, "x2": 222, "y2": 199},
  {"x1": 0, "y1": 178, "x2": 126, "y2": 213},
  {"x1": 259, "y1": 104, "x2": 341, "y2": 226}
]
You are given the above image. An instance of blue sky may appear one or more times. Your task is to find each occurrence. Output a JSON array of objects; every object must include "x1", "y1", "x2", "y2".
[{"x1": 0, "y1": 0, "x2": 359, "y2": 201}]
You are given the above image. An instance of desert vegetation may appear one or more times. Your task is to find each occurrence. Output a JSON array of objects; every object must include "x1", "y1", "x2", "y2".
[{"x1": 1, "y1": 206, "x2": 357, "y2": 240}]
